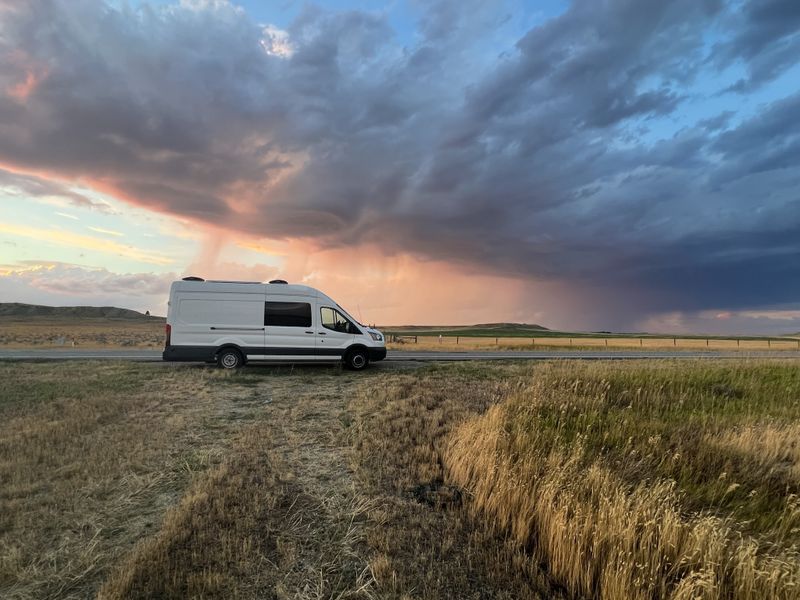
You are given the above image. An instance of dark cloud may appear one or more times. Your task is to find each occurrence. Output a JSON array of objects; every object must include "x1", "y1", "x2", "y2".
[
  {"x1": 710, "y1": 92, "x2": 800, "y2": 185},
  {"x1": 641, "y1": 306, "x2": 800, "y2": 336},
  {"x1": 1, "y1": 0, "x2": 799, "y2": 328},
  {"x1": 0, "y1": 169, "x2": 113, "y2": 212},
  {"x1": 713, "y1": 0, "x2": 800, "y2": 92},
  {"x1": 697, "y1": 111, "x2": 736, "y2": 131}
]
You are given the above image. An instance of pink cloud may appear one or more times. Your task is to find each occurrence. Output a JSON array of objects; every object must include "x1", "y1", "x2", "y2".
[
  {"x1": 7, "y1": 69, "x2": 43, "y2": 101},
  {"x1": 0, "y1": 261, "x2": 175, "y2": 296}
]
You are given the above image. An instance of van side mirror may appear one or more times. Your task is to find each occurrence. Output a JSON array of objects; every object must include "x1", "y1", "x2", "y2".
[{"x1": 348, "y1": 323, "x2": 360, "y2": 335}]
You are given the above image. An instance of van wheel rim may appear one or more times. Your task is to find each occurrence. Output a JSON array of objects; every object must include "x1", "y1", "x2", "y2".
[
  {"x1": 222, "y1": 354, "x2": 238, "y2": 368},
  {"x1": 352, "y1": 354, "x2": 366, "y2": 368}
]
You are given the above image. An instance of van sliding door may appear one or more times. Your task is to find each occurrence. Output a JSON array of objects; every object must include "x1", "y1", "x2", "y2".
[{"x1": 262, "y1": 298, "x2": 316, "y2": 359}]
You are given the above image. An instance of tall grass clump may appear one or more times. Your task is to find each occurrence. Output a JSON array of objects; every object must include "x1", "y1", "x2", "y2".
[{"x1": 444, "y1": 361, "x2": 800, "y2": 600}]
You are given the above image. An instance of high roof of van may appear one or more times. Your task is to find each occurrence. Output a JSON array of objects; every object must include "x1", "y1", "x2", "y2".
[{"x1": 169, "y1": 279, "x2": 331, "y2": 300}]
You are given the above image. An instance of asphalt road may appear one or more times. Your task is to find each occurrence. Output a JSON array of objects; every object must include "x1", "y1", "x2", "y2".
[{"x1": 1, "y1": 348, "x2": 799, "y2": 362}]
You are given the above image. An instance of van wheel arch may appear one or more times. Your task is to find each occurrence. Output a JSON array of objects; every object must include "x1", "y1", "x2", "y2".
[
  {"x1": 344, "y1": 345, "x2": 369, "y2": 371},
  {"x1": 216, "y1": 345, "x2": 246, "y2": 369}
]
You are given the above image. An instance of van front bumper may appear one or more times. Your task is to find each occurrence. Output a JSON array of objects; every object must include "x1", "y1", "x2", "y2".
[{"x1": 368, "y1": 347, "x2": 387, "y2": 362}]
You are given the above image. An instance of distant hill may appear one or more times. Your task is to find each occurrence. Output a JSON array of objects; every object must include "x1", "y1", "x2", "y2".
[
  {"x1": 470, "y1": 322, "x2": 550, "y2": 331},
  {"x1": 0, "y1": 303, "x2": 163, "y2": 320}
]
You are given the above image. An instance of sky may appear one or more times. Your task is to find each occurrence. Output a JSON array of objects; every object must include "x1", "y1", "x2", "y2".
[{"x1": 0, "y1": 0, "x2": 799, "y2": 333}]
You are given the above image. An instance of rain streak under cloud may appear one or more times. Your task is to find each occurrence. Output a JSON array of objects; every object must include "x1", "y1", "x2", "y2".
[{"x1": 0, "y1": 0, "x2": 799, "y2": 333}]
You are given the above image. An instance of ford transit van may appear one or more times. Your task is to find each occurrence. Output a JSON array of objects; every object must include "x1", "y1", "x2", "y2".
[{"x1": 162, "y1": 278, "x2": 386, "y2": 370}]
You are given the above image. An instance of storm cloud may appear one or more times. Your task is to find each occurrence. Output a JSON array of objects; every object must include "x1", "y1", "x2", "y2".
[{"x1": 1, "y1": 0, "x2": 799, "y2": 328}]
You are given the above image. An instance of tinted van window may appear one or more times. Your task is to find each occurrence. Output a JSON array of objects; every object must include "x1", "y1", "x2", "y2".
[{"x1": 265, "y1": 302, "x2": 311, "y2": 327}]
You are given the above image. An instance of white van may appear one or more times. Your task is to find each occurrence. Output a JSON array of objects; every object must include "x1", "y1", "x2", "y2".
[{"x1": 162, "y1": 277, "x2": 386, "y2": 370}]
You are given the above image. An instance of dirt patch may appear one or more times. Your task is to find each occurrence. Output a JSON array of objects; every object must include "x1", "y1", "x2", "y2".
[{"x1": 409, "y1": 481, "x2": 463, "y2": 509}]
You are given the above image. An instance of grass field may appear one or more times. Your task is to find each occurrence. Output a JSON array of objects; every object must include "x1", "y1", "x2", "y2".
[
  {"x1": 387, "y1": 335, "x2": 800, "y2": 351},
  {"x1": 386, "y1": 322, "x2": 799, "y2": 341},
  {"x1": 447, "y1": 362, "x2": 800, "y2": 599},
  {"x1": 0, "y1": 318, "x2": 166, "y2": 348},
  {"x1": 2, "y1": 359, "x2": 800, "y2": 598},
  {"x1": 2, "y1": 317, "x2": 798, "y2": 351},
  {"x1": 386, "y1": 323, "x2": 800, "y2": 351}
]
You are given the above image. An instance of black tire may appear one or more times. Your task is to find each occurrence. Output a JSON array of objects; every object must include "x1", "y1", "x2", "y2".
[
  {"x1": 344, "y1": 348, "x2": 369, "y2": 371},
  {"x1": 217, "y1": 348, "x2": 244, "y2": 370}
]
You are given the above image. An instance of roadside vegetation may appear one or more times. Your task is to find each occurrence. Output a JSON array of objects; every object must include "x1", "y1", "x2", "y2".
[
  {"x1": 446, "y1": 361, "x2": 800, "y2": 599},
  {"x1": 2, "y1": 359, "x2": 799, "y2": 598}
]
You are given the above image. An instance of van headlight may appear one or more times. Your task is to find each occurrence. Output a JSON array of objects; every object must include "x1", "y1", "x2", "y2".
[{"x1": 369, "y1": 331, "x2": 383, "y2": 342}]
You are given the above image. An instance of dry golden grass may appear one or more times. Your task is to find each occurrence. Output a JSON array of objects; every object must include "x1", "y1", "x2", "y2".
[
  {"x1": 388, "y1": 335, "x2": 800, "y2": 351},
  {"x1": 0, "y1": 362, "x2": 268, "y2": 599},
  {"x1": 100, "y1": 367, "x2": 387, "y2": 600},
  {"x1": 350, "y1": 363, "x2": 566, "y2": 598},
  {"x1": 710, "y1": 422, "x2": 800, "y2": 484},
  {"x1": 5, "y1": 359, "x2": 800, "y2": 599},
  {"x1": 98, "y1": 424, "x2": 288, "y2": 598},
  {"x1": 444, "y1": 361, "x2": 800, "y2": 600},
  {"x1": 0, "y1": 319, "x2": 165, "y2": 348},
  {"x1": 1, "y1": 362, "x2": 384, "y2": 599}
]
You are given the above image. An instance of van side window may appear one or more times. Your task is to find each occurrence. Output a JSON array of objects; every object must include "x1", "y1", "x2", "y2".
[
  {"x1": 321, "y1": 307, "x2": 353, "y2": 333},
  {"x1": 265, "y1": 302, "x2": 311, "y2": 327}
]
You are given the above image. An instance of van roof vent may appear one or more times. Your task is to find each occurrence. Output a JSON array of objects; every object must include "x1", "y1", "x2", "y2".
[
  {"x1": 182, "y1": 276, "x2": 205, "y2": 281},
  {"x1": 268, "y1": 279, "x2": 288, "y2": 284}
]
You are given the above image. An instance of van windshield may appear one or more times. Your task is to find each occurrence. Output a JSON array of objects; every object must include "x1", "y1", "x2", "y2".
[{"x1": 336, "y1": 304, "x2": 363, "y2": 327}]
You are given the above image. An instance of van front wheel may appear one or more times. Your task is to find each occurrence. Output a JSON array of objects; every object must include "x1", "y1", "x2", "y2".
[
  {"x1": 217, "y1": 348, "x2": 244, "y2": 369},
  {"x1": 345, "y1": 349, "x2": 369, "y2": 371}
]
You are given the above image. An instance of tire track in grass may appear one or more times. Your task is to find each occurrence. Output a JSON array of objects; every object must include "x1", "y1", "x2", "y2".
[{"x1": 99, "y1": 370, "x2": 376, "y2": 599}]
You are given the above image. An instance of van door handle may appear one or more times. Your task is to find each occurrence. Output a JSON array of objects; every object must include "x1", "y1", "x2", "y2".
[
  {"x1": 318, "y1": 332, "x2": 327, "y2": 335},
  {"x1": 305, "y1": 331, "x2": 314, "y2": 334}
]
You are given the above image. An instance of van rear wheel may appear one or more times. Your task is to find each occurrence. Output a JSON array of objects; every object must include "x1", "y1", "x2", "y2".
[
  {"x1": 217, "y1": 348, "x2": 244, "y2": 369},
  {"x1": 345, "y1": 348, "x2": 369, "y2": 371}
]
